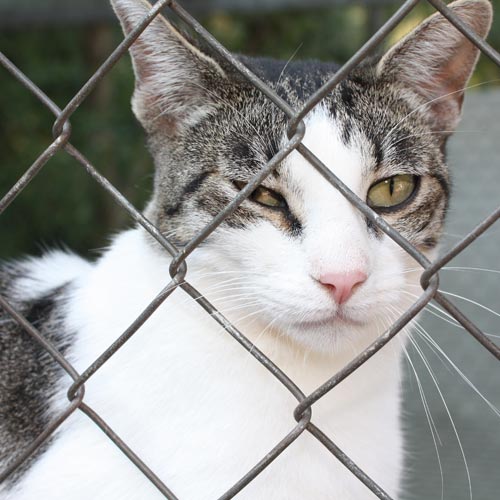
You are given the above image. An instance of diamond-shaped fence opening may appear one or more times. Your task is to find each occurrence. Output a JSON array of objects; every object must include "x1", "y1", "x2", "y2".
[{"x1": 0, "y1": 1, "x2": 499, "y2": 499}]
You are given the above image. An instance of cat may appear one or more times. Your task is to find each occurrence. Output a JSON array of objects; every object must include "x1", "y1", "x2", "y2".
[{"x1": 0, "y1": 0, "x2": 493, "y2": 498}]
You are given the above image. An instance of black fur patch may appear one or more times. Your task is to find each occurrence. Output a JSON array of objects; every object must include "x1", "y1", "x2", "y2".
[
  {"x1": 183, "y1": 171, "x2": 213, "y2": 197},
  {"x1": 365, "y1": 217, "x2": 380, "y2": 238},
  {"x1": 284, "y1": 210, "x2": 303, "y2": 236},
  {"x1": 421, "y1": 236, "x2": 438, "y2": 249},
  {"x1": 165, "y1": 171, "x2": 213, "y2": 217},
  {"x1": 0, "y1": 267, "x2": 73, "y2": 488}
]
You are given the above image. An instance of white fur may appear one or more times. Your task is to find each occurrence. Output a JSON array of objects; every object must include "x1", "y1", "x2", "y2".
[
  {"x1": 2, "y1": 107, "x2": 431, "y2": 499},
  {"x1": 11, "y1": 251, "x2": 92, "y2": 301}
]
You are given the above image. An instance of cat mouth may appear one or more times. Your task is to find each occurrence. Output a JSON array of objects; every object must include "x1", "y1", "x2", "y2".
[{"x1": 293, "y1": 311, "x2": 365, "y2": 329}]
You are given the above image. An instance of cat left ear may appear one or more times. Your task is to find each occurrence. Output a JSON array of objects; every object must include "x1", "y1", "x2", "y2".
[
  {"x1": 110, "y1": 0, "x2": 226, "y2": 134},
  {"x1": 377, "y1": 0, "x2": 493, "y2": 133}
]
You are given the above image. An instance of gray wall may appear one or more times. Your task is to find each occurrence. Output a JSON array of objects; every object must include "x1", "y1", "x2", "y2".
[{"x1": 402, "y1": 90, "x2": 500, "y2": 500}]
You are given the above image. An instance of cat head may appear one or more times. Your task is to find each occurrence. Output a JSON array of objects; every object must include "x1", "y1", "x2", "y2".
[{"x1": 111, "y1": 0, "x2": 492, "y2": 353}]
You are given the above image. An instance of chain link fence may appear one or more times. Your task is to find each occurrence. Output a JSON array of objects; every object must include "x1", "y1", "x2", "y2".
[{"x1": 0, "y1": 0, "x2": 499, "y2": 498}]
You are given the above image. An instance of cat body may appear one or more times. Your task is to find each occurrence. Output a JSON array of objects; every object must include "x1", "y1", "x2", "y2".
[
  {"x1": 1, "y1": 228, "x2": 403, "y2": 500},
  {"x1": 0, "y1": 0, "x2": 492, "y2": 498}
]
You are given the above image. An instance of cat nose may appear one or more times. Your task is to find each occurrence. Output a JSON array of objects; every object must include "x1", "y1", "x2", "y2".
[{"x1": 319, "y1": 270, "x2": 367, "y2": 305}]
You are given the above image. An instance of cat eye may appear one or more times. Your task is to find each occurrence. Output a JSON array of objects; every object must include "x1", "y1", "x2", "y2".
[
  {"x1": 234, "y1": 181, "x2": 287, "y2": 209},
  {"x1": 367, "y1": 174, "x2": 417, "y2": 210}
]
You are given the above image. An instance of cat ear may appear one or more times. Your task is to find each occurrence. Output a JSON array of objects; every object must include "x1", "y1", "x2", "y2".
[
  {"x1": 377, "y1": 0, "x2": 492, "y2": 133},
  {"x1": 110, "y1": 0, "x2": 226, "y2": 133}
]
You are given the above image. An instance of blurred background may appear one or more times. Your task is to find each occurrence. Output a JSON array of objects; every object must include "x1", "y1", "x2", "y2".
[{"x1": 1, "y1": 1, "x2": 499, "y2": 498}]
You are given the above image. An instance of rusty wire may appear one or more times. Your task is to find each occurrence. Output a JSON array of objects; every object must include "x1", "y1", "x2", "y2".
[{"x1": 0, "y1": 1, "x2": 499, "y2": 498}]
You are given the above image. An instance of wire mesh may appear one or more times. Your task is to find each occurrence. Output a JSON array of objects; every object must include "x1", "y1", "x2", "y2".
[{"x1": 0, "y1": 0, "x2": 499, "y2": 498}]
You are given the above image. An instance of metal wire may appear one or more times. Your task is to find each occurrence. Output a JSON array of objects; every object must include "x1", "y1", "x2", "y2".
[{"x1": 0, "y1": 0, "x2": 499, "y2": 498}]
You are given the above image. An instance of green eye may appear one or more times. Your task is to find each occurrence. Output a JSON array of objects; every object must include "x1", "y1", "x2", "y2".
[
  {"x1": 367, "y1": 174, "x2": 417, "y2": 209},
  {"x1": 234, "y1": 181, "x2": 287, "y2": 209},
  {"x1": 251, "y1": 186, "x2": 286, "y2": 208}
]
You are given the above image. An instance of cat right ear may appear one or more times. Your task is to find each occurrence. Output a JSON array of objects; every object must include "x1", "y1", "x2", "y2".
[
  {"x1": 377, "y1": 0, "x2": 492, "y2": 134},
  {"x1": 110, "y1": 0, "x2": 226, "y2": 134}
]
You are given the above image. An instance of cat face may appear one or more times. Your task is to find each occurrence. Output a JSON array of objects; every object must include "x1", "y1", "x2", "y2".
[{"x1": 111, "y1": 0, "x2": 492, "y2": 352}]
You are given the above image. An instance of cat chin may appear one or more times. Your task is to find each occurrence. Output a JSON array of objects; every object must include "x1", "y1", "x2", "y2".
[
  {"x1": 236, "y1": 307, "x2": 384, "y2": 357},
  {"x1": 293, "y1": 321, "x2": 380, "y2": 350},
  {"x1": 285, "y1": 308, "x2": 369, "y2": 334}
]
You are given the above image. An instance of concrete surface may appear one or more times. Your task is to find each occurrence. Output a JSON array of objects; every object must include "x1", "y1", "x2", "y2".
[{"x1": 401, "y1": 90, "x2": 500, "y2": 500}]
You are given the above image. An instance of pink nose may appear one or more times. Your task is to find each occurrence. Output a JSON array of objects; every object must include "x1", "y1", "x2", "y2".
[{"x1": 319, "y1": 270, "x2": 367, "y2": 305}]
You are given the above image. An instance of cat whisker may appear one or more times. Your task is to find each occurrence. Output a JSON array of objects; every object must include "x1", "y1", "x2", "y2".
[
  {"x1": 393, "y1": 294, "x2": 500, "y2": 417},
  {"x1": 389, "y1": 129, "x2": 481, "y2": 149},
  {"x1": 215, "y1": 301, "x2": 262, "y2": 316},
  {"x1": 399, "y1": 290, "x2": 499, "y2": 339},
  {"x1": 437, "y1": 266, "x2": 500, "y2": 275},
  {"x1": 387, "y1": 306, "x2": 443, "y2": 434},
  {"x1": 385, "y1": 305, "x2": 445, "y2": 499},
  {"x1": 391, "y1": 303, "x2": 473, "y2": 500},
  {"x1": 250, "y1": 311, "x2": 286, "y2": 354},
  {"x1": 402, "y1": 340, "x2": 446, "y2": 497},
  {"x1": 414, "y1": 325, "x2": 500, "y2": 419},
  {"x1": 276, "y1": 42, "x2": 303, "y2": 90},
  {"x1": 400, "y1": 265, "x2": 500, "y2": 276},
  {"x1": 177, "y1": 275, "x2": 270, "y2": 296},
  {"x1": 381, "y1": 79, "x2": 500, "y2": 149},
  {"x1": 410, "y1": 330, "x2": 472, "y2": 500},
  {"x1": 174, "y1": 284, "x2": 265, "y2": 312},
  {"x1": 406, "y1": 285, "x2": 500, "y2": 319},
  {"x1": 424, "y1": 305, "x2": 500, "y2": 339}
]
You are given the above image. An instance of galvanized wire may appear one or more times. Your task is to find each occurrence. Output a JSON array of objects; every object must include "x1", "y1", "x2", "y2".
[{"x1": 0, "y1": 1, "x2": 499, "y2": 499}]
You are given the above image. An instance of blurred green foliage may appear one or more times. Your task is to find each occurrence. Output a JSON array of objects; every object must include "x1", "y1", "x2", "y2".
[{"x1": 1, "y1": 2, "x2": 499, "y2": 260}]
